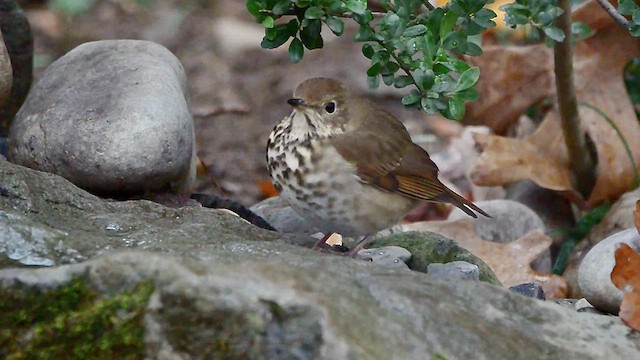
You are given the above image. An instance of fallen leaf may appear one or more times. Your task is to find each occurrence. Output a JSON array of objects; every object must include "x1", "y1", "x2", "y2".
[
  {"x1": 464, "y1": 44, "x2": 554, "y2": 134},
  {"x1": 405, "y1": 219, "x2": 568, "y2": 298},
  {"x1": 611, "y1": 243, "x2": 640, "y2": 330},
  {"x1": 469, "y1": 0, "x2": 640, "y2": 207},
  {"x1": 636, "y1": 201, "x2": 640, "y2": 234}
]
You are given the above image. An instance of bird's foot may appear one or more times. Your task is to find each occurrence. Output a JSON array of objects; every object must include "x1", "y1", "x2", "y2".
[{"x1": 312, "y1": 234, "x2": 373, "y2": 261}]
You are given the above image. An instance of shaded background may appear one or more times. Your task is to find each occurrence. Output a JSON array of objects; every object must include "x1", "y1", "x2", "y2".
[{"x1": 19, "y1": 0, "x2": 436, "y2": 205}]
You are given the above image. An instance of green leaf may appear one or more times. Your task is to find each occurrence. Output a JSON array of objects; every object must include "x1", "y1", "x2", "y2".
[
  {"x1": 246, "y1": 0, "x2": 262, "y2": 17},
  {"x1": 346, "y1": 0, "x2": 367, "y2": 15},
  {"x1": 464, "y1": 42, "x2": 483, "y2": 56},
  {"x1": 300, "y1": 19, "x2": 323, "y2": 49},
  {"x1": 261, "y1": 30, "x2": 291, "y2": 49},
  {"x1": 284, "y1": 18, "x2": 299, "y2": 36},
  {"x1": 619, "y1": 0, "x2": 639, "y2": 15},
  {"x1": 367, "y1": 63, "x2": 382, "y2": 77},
  {"x1": 442, "y1": 32, "x2": 466, "y2": 51},
  {"x1": 325, "y1": 16, "x2": 344, "y2": 35},
  {"x1": 262, "y1": 15, "x2": 275, "y2": 28},
  {"x1": 368, "y1": 74, "x2": 380, "y2": 89},
  {"x1": 448, "y1": 96, "x2": 465, "y2": 120},
  {"x1": 473, "y1": 9, "x2": 497, "y2": 29},
  {"x1": 440, "y1": 10, "x2": 459, "y2": 40},
  {"x1": 380, "y1": 61, "x2": 400, "y2": 76},
  {"x1": 544, "y1": 26, "x2": 565, "y2": 42},
  {"x1": 630, "y1": 23, "x2": 640, "y2": 37},
  {"x1": 403, "y1": 24, "x2": 428, "y2": 37},
  {"x1": 451, "y1": 67, "x2": 480, "y2": 93},
  {"x1": 304, "y1": 6, "x2": 324, "y2": 19},
  {"x1": 355, "y1": 24, "x2": 377, "y2": 41},
  {"x1": 634, "y1": 9, "x2": 640, "y2": 25},
  {"x1": 571, "y1": 22, "x2": 593, "y2": 41},
  {"x1": 382, "y1": 74, "x2": 395, "y2": 86},
  {"x1": 266, "y1": 27, "x2": 278, "y2": 40},
  {"x1": 457, "y1": 88, "x2": 479, "y2": 101},
  {"x1": 272, "y1": 0, "x2": 291, "y2": 16},
  {"x1": 392, "y1": 76, "x2": 412, "y2": 89},
  {"x1": 535, "y1": 7, "x2": 564, "y2": 26},
  {"x1": 414, "y1": 69, "x2": 435, "y2": 91},
  {"x1": 402, "y1": 90, "x2": 422, "y2": 106},
  {"x1": 362, "y1": 44, "x2": 375, "y2": 58},
  {"x1": 51, "y1": 0, "x2": 94, "y2": 15},
  {"x1": 421, "y1": 97, "x2": 437, "y2": 114},
  {"x1": 288, "y1": 37, "x2": 304, "y2": 63}
]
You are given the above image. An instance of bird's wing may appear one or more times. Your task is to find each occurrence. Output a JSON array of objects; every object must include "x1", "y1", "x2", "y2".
[{"x1": 329, "y1": 106, "x2": 489, "y2": 218}]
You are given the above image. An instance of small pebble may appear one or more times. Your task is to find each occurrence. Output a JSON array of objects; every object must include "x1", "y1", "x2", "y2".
[
  {"x1": 358, "y1": 246, "x2": 411, "y2": 269},
  {"x1": 574, "y1": 298, "x2": 606, "y2": 315},
  {"x1": 426, "y1": 261, "x2": 479, "y2": 281},
  {"x1": 509, "y1": 283, "x2": 546, "y2": 300}
]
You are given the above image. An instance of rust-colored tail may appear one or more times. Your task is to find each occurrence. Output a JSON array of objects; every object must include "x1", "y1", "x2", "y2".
[{"x1": 437, "y1": 187, "x2": 491, "y2": 218}]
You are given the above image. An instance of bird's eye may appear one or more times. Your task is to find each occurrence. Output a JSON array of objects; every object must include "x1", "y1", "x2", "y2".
[{"x1": 325, "y1": 101, "x2": 336, "y2": 114}]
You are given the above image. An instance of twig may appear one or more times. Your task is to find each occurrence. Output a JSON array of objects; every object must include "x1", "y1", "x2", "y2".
[
  {"x1": 421, "y1": 0, "x2": 435, "y2": 11},
  {"x1": 554, "y1": 0, "x2": 595, "y2": 197},
  {"x1": 594, "y1": 0, "x2": 629, "y2": 29}
]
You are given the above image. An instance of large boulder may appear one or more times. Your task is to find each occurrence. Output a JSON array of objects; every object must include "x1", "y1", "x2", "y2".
[{"x1": 7, "y1": 40, "x2": 195, "y2": 195}]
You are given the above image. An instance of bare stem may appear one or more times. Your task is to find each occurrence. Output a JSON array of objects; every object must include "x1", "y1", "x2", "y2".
[
  {"x1": 554, "y1": 0, "x2": 596, "y2": 198},
  {"x1": 594, "y1": 0, "x2": 629, "y2": 29}
]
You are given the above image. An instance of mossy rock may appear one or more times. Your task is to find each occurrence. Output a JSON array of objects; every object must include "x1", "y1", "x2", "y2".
[
  {"x1": 370, "y1": 231, "x2": 502, "y2": 286},
  {"x1": 0, "y1": 276, "x2": 153, "y2": 359}
]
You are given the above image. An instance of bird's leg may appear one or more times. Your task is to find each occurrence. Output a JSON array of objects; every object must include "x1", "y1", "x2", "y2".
[
  {"x1": 346, "y1": 235, "x2": 374, "y2": 257},
  {"x1": 312, "y1": 232, "x2": 335, "y2": 250}
]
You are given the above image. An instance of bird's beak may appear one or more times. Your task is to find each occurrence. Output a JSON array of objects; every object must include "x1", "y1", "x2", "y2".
[{"x1": 287, "y1": 98, "x2": 305, "y2": 107}]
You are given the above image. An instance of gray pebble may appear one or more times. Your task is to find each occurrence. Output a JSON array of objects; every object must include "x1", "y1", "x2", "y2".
[{"x1": 426, "y1": 261, "x2": 480, "y2": 281}]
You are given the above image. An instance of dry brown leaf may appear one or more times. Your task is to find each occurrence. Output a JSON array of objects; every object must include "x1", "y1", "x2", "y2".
[
  {"x1": 405, "y1": 219, "x2": 568, "y2": 298},
  {"x1": 635, "y1": 201, "x2": 640, "y2": 234},
  {"x1": 611, "y1": 243, "x2": 640, "y2": 331},
  {"x1": 464, "y1": 44, "x2": 554, "y2": 134},
  {"x1": 469, "y1": 0, "x2": 640, "y2": 207}
]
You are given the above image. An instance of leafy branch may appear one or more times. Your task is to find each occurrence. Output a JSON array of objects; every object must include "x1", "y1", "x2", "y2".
[{"x1": 246, "y1": 0, "x2": 497, "y2": 120}]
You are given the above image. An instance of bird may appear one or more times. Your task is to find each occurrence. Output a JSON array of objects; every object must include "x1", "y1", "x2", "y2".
[{"x1": 266, "y1": 78, "x2": 489, "y2": 255}]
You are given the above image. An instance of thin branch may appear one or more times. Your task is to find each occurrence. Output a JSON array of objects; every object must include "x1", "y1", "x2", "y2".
[
  {"x1": 594, "y1": 0, "x2": 629, "y2": 29},
  {"x1": 554, "y1": 0, "x2": 596, "y2": 197},
  {"x1": 421, "y1": 0, "x2": 435, "y2": 11}
]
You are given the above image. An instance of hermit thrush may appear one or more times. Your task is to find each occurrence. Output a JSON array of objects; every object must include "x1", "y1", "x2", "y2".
[{"x1": 267, "y1": 78, "x2": 489, "y2": 254}]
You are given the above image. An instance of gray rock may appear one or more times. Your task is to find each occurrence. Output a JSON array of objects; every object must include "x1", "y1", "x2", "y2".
[
  {"x1": 509, "y1": 283, "x2": 545, "y2": 300},
  {"x1": 505, "y1": 180, "x2": 575, "y2": 244},
  {"x1": 1, "y1": 161, "x2": 640, "y2": 359},
  {"x1": 0, "y1": 29, "x2": 11, "y2": 108},
  {"x1": 3, "y1": 252, "x2": 640, "y2": 359},
  {"x1": 0, "y1": 159, "x2": 314, "y2": 267},
  {"x1": 578, "y1": 228, "x2": 640, "y2": 313},
  {"x1": 427, "y1": 261, "x2": 480, "y2": 281},
  {"x1": 565, "y1": 188, "x2": 640, "y2": 298},
  {"x1": 449, "y1": 199, "x2": 545, "y2": 242},
  {"x1": 449, "y1": 199, "x2": 551, "y2": 272},
  {"x1": 359, "y1": 246, "x2": 411, "y2": 269},
  {"x1": 7, "y1": 40, "x2": 196, "y2": 196},
  {"x1": 250, "y1": 195, "x2": 320, "y2": 235}
]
